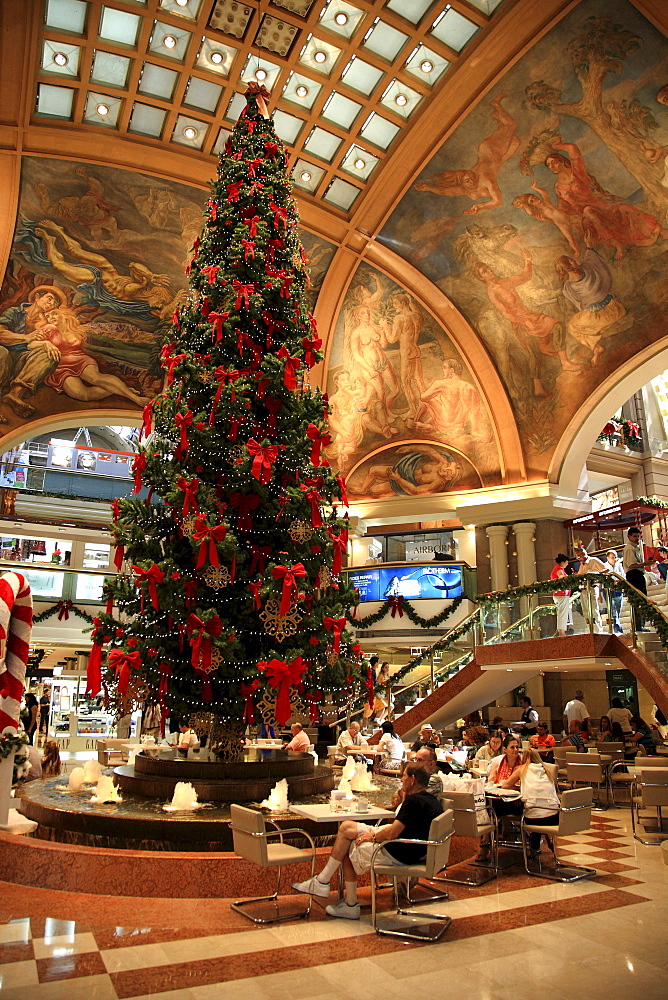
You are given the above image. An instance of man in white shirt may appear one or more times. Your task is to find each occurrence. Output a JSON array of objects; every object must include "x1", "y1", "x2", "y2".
[
  {"x1": 563, "y1": 690, "x2": 590, "y2": 734},
  {"x1": 171, "y1": 723, "x2": 200, "y2": 749},
  {"x1": 606, "y1": 698, "x2": 633, "y2": 734},
  {"x1": 575, "y1": 546, "x2": 605, "y2": 631},
  {"x1": 334, "y1": 721, "x2": 369, "y2": 766},
  {"x1": 623, "y1": 527, "x2": 650, "y2": 630},
  {"x1": 284, "y1": 722, "x2": 311, "y2": 752}
]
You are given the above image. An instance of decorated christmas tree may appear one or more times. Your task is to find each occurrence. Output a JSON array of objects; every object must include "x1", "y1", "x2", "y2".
[{"x1": 87, "y1": 84, "x2": 362, "y2": 756}]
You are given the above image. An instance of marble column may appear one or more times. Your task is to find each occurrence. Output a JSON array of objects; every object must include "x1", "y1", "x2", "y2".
[
  {"x1": 485, "y1": 524, "x2": 509, "y2": 592},
  {"x1": 513, "y1": 520, "x2": 537, "y2": 630}
]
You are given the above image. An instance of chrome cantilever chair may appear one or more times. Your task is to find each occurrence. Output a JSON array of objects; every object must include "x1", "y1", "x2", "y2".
[
  {"x1": 631, "y1": 768, "x2": 668, "y2": 844},
  {"x1": 520, "y1": 787, "x2": 596, "y2": 882},
  {"x1": 230, "y1": 803, "x2": 316, "y2": 923},
  {"x1": 370, "y1": 808, "x2": 454, "y2": 942},
  {"x1": 566, "y1": 760, "x2": 607, "y2": 809},
  {"x1": 437, "y1": 789, "x2": 498, "y2": 885}
]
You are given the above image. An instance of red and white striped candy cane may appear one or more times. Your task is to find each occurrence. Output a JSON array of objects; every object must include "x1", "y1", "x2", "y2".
[{"x1": 0, "y1": 573, "x2": 33, "y2": 733}]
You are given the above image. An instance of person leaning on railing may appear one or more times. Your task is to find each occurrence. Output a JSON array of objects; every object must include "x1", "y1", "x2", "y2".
[{"x1": 550, "y1": 553, "x2": 572, "y2": 636}]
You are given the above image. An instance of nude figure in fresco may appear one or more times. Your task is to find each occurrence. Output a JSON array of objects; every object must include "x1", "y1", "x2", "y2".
[
  {"x1": 384, "y1": 293, "x2": 425, "y2": 422},
  {"x1": 472, "y1": 243, "x2": 581, "y2": 398},
  {"x1": 414, "y1": 95, "x2": 520, "y2": 215},
  {"x1": 545, "y1": 140, "x2": 668, "y2": 260},
  {"x1": 33, "y1": 165, "x2": 119, "y2": 239},
  {"x1": 328, "y1": 371, "x2": 364, "y2": 469},
  {"x1": 410, "y1": 358, "x2": 489, "y2": 443},
  {"x1": 34, "y1": 220, "x2": 174, "y2": 312},
  {"x1": 348, "y1": 445, "x2": 463, "y2": 498},
  {"x1": 512, "y1": 180, "x2": 581, "y2": 253},
  {"x1": 344, "y1": 303, "x2": 399, "y2": 432}
]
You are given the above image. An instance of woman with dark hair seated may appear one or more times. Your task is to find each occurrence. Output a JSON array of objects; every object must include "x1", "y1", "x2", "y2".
[
  {"x1": 377, "y1": 721, "x2": 404, "y2": 771},
  {"x1": 476, "y1": 735, "x2": 522, "y2": 861},
  {"x1": 598, "y1": 715, "x2": 612, "y2": 740},
  {"x1": 628, "y1": 715, "x2": 657, "y2": 755}
]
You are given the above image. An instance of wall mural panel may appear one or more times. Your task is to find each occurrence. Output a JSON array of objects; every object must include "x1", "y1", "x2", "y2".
[
  {"x1": 379, "y1": 0, "x2": 668, "y2": 477},
  {"x1": 325, "y1": 262, "x2": 501, "y2": 498},
  {"x1": 0, "y1": 156, "x2": 334, "y2": 436}
]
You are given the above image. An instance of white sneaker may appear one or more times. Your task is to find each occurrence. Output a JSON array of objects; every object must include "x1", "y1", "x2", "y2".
[
  {"x1": 291, "y1": 875, "x2": 330, "y2": 897},
  {"x1": 325, "y1": 900, "x2": 361, "y2": 920}
]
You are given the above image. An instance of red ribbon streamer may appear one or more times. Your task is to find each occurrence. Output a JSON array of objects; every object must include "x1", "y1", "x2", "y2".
[
  {"x1": 328, "y1": 531, "x2": 347, "y2": 576},
  {"x1": 257, "y1": 657, "x2": 307, "y2": 725},
  {"x1": 186, "y1": 614, "x2": 223, "y2": 694},
  {"x1": 277, "y1": 346, "x2": 301, "y2": 390},
  {"x1": 247, "y1": 438, "x2": 283, "y2": 485},
  {"x1": 131, "y1": 453, "x2": 147, "y2": 495},
  {"x1": 249, "y1": 545, "x2": 271, "y2": 576},
  {"x1": 271, "y1": 562, "x2": 307, "y2": 615},
  {"x1": 174, "y1": 411, "x2": 193, "y2": 459},
  {"x1": 249, "y1": 579, "x2": 263, "y2": 609},
  {"x1": 241, "y1": 679, "x2": 260, "y2": 723},
  {"x1": 132, "y1": 564, "x2": 165, "y2": 611},
  {"x1": 113, "y1": 543, "x2": 125, "y2": 571},
  {"x1": 232, "y1": 278, "x2": 255, "y2": 309},
  {"x1": 108, "y1": 648, "x2": 143, "y2": 696},
  {"x1": 177, "y1": 476, "x2": 200, "y2": 519},
  {"x1": 229, "y1": 492, "x2": 261, "y2": 531},
  {"x1": 306, "y1": 423, "x2": 331, "y2": 466},
  {"x1": 323, "y1": 616, "x2": 347, "y2": 653},
  {"x1": 140, "y1": 400, "x2": 153, "y2": 441},
  {"x1": 192, "y1": 518, "x2": 227, "y2": 570},
  {"x1": 208, "y1": 311, "x2": 229, "y2": 343}
]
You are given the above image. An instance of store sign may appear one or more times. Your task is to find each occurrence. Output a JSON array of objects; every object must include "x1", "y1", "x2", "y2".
[
  {"x1": 405, "y1": 541, "x2": 443, "y2": 561},
  {"x1": 347, "y1": 563, "x2": 463, "y2": 602},
  {"x1": 47, "y1": 443, "x2": 132, "y2": 479}
]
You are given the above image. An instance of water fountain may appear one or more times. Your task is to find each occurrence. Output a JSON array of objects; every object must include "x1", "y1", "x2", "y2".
[{"x1": 163, "y1": 782, "x2": 200, "y2": 812}]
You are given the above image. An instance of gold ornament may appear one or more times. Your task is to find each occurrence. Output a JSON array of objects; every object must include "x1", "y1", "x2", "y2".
[
  {"x1": 326, "y1": 644, "x2": 338, "y2": 665},
  {"x1": 289, "y1": 519, "x2": 313, "y2": 544},
  {"x1": 182, "y1": 514, "x2": 198, "y2": 538},
  {"x1": 257, "y1": 686, "x2": 305, "y2": 727},
  {"x1": 198, "y1": 647, "x2": 221, "y2": 676},
  {"x1": 198, "y1": 371, "x2": 216, "y2": 385},
  {"x1": 259, "y1": 598, "x2": 300, "y2": 641},
  {"x1": 226, "y1": 445, "x2": 244, "y2": 465},
  {"x1": 317, "y1": 564, "x2": 331, "y2": 590},
  {"x1": 201, "y1": 565, "x2": 230, "y2": 589},
  {"x1": 291, "y1": 250, "x2": 303, "y2": 270}
]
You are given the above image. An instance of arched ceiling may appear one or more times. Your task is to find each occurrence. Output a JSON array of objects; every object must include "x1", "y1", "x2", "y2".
[{"x1": 0, "y1": 0, "x2": 667, "y2": 526}]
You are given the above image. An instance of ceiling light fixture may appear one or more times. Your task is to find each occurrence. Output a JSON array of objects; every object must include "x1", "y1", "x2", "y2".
[
  {"x1": 183, "y1": 125, "x2": 197, "y2": 138},
  {"x1": 353, "y1": 157, "x2": 366, "y2": 170},
  {"x1": 334, "y1": 12, "x2": 348, "y2": 25},
  {"x1": 163, "y1": 34, "x2": 177, "y2": 48},
  {"x1": 175, "y1": 0, "x2": 189, "y2": 5},
  {"x1": 420, "y1": 59, "x2": 434, "y2": 73},
  {"x1": 255, "y1": 67, "x2": 267, "y2": 81},
  {"x1": 313, "y1": 49, "x2": 327, "y2": 64},
  {"x1": 96, "y1": 102, "x2": 110, "y2": 116},
  {"x1": 53, "y1": 52, "x2": 69, "y2": 66},
  {"x1": 395, "y1": 93, "x2": 408, "y2": 107},
  {"x1": 295, "y1": 84, "x2": 308, "y2": 97},
  {"x1": 209, "y1": 50, "x2": 224, "y2": 64},
  {"x1": 300, "y1": 170, "x2": 312, "y2": 182}
]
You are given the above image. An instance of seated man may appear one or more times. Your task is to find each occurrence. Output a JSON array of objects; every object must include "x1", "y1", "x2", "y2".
[
  {"x1": 292, "y1": 763, "x2": 442, "y2": 920},
  {"x1": 530, "y1": 722, "x2": 556, "y2": 750},
  {"x1": 284, "y1": 722, "x2": 310, "y2": 752},
  {"x1": 334, "y1": 720, "x2": 370, "y2": 766},
  {"x1": 561, "y1": 719, "x2": 586, "y2": 752},
  {"x1": 410, "y1": 723, "x2": 441, "y2": 753},
  {"x1": 170, "y1": 723, "x2": 200, "y2": 750}
]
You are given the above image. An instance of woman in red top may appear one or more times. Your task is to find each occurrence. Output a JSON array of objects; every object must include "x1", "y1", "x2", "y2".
[
  {"x1": 551, "y1": 553, "x2": 571, "y2": 636},
  {"x1": 476, "y1": 735, "x2": 522, "y2": 862}
]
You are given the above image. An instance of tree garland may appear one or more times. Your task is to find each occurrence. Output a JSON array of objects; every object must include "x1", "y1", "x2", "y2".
[
  {"x1": 353, "y1": 594, "x2": 465, "y2": 630},
  {"x1": 33, "y1": 602, "x2": 94, "y2": 625},
  {"x1": 0, "y1": 730, "x2": 28, "y2": 760}
]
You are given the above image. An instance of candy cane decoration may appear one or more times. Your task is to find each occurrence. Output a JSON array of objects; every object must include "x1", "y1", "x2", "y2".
[{"x1": 0, "y1": 573, "x2": 33, "y2": 734}]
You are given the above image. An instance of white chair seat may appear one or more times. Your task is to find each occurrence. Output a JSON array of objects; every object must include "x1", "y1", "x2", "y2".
[{"x1": 266, "y1": 843, "x2": 312, "y2": 866}]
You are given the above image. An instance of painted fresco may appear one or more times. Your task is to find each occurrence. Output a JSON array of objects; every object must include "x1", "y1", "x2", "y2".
[
  {"x1": 346, "y1": 442, "x2": 482, "y2": 499},
  {"x1": 0, "y1": 157, "x2": 334, "y2": 433},
  {"x1": 379, "y1": 0, "x2": 668, "y2": 475},
  {"x1": 325, "y1": 263, "x2": 501, "y2": 495}
]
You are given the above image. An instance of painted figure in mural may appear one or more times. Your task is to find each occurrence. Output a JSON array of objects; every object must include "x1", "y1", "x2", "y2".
[
  {"x1": 472, "y1": 243, "x2": 581, "y2": 397},
  {"x1": 409, "y1": 358, "x2": 487, "y2": 442},
  {"x1": 34, "y1": 221, "x2": 175, "y2": 313},
  {"x1": 545, "y1": 140, "x2": 667, "y2": 259},
  {"x1": 554, "y1": 247, "x2": 627, "y2": 367},
  {"x1": 37, "y1": 310, "x2": 152, "y2": 406},
  {"x1": 384, "y1": 293, "x2": 425, "y2": 422},
  {"x1": 327, "y1": 372, "x2": 393, "y2": 471},
  {"x1": 407, "y1": 215, "x2": 459, "y2": 265},
  {"x1": 344, "y1": 303, "x2": 399, "y2": 433},
  {"x1": 512, "y1": 180, "x2": 582, "y2": 254},
  {"x1": 0, "y1": 285, "x2": 64, "y2": 419},
  {"x1": 348, "y1": 445, "x2": 463, "y2": 498},
  {"x1": 414, "y1": 95, "x2": 519, "y2": 214},
  {"x1": 34, "y1": 165, "x2": 118, "y2": 240}
]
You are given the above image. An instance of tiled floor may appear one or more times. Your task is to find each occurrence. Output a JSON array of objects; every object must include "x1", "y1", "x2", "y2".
[{"x1": 0, "y1": 810, "x2": 666, "y2": 999}]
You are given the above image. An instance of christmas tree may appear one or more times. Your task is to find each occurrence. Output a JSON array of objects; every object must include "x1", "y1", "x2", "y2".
[{"x1": 87, "y1": 84, "x2": 362, "y2": 756}]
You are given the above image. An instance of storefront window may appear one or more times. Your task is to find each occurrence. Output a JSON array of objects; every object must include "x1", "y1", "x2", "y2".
[
  {"x1": 83, "y1": 542, "x2": 111, "y2": 569},
  {"x1": 0, "y1": 534, "x2": 72, "y2": 564}
]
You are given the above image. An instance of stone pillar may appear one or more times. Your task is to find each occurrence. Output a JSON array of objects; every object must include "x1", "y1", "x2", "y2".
[
  {"x1": 513, "y1": 522, "x2": 537, "y2": 586},
  {"x1": 485, "y1": 525, "x2": 509, "y2": 592}
]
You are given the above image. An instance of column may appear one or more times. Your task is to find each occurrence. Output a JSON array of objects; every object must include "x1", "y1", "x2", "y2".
[
  {"x1": 485, "y1": 524, "x2": 509, "y2": 592},
  {"x1": 513, "y1": 520, "x2": 537, "y2": 628}
]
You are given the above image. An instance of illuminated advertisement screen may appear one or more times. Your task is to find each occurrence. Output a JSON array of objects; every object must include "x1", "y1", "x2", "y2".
[{"x1": 348, "y1": 564, "x2": 463, "y2": 602}]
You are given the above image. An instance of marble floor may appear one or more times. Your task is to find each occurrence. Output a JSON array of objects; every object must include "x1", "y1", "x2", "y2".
[{"x1": 0, "y1": 809, "x2": 666, "y2": 1000}]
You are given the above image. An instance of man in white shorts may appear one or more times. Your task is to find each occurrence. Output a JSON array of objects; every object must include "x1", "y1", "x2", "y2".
[{"x1": 292, "y1": 763, "x2": 442, "y2": 920}]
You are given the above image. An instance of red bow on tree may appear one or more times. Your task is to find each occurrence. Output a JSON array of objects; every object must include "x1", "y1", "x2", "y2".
[
  {"x1": 227, "y1": 415, "x2": 246, "y2": 441},
  {"x1": 245, "y1": 215, "x2": 259, "y2": 237},
  {"x1": 390, "y1": 595, "x2": 404, "y2": 618},
  {"x1": 158, "y1": 661, "x2": 170, "y2": 704},
  {"x1": 264, "y1": 141, "x2": 279, "y2": 159},
  {"x1": 257, "y1": 657, "x2": 307, "y2": 725},
  {"x1": 174, "y1": 410, "x2": 193, "y2": 460},
  {"x1": 241, "y1": 679, "x2": 260, "y2": 723},
  {"x1": 57, "y1": 600, "x2": 73, "y2": 621},
  {"x1": 229, "y1": 492, "x2": 261, "y2": 531},
  {"x1": 131, "y1": 453, "x2": 147, "y2": 495},
  {"x1": 113, "y1": 542, "x2": 125, "y2": 571},
  {"x1": 226, "y1": 181, "x2": 243, "y2": 203},
  {"x1": 249, "y1": 578, "x2": 263, "y2": 609},
  {"x1": 247, "y1": 439, "x2": 283, "y2": 485},
  {"x1": 261, "y1": 310, "x2": 285, "y2": 347},
  {"x1": 336, "y1": 474, "x2": 349, "y2": 506},
  {"x1": 249, "y1": 544, "x2": 272, "y2": 575},
  {"x1": 208, "y1": 310, "x2": 229, "y2": 343},
  {"x1": 232, "y1": 278, "x2": 255, "y2": 310},
  {"x1": 301, "y1": 335, "x2": 322, "y2": 369},
  {"x1": 108, "y1": 648, "x2": 143, "y2": 696},
  {"x1": 272, "y1": 562, "x2": 307, "y2": 615},
  {"x1": 140, "y1": 400, "x2": 154, "y2": 441},
  {"x1": 277, "y1": 346, "x2": 301, "y2": 390},
  {"x1": 625, "y1": 421, "x2": 640, "y2": 438},
  {"x1": 201, "y1": 264, "x2": 220, "y2": 284},
  {"x1": 210, "y1": 367, "x2": 243, "y2": 426},
  {"x1": 177, "y1": 476, "x2": 200, "y2": 519},
  {"x1": 192, "y1": 518, "x2": 227, "y2": 570},
  {"x1": 305, "y1": 689, "x2": 322, "y2": 723},
  {"x1": 328, "y1": 531, "x2": 348, "y2": 575},
  {"x1": 306, "y1": 423, "x2": 331, "y2": 467},
  {"x1": 133, "y1": 563, "x2": 165, "y2": 611},
  {"x1": 186, "y1": 613, "x2": 223, "y2": 677},
  {"x1": 207, "y1": 198, "x2": 217, "y2": 221},
  {"x1": 164, "y1": 351, "x2": 188, "y2": 386},
  {"x1": 264, "y1": 397, "x2": 282, "y2": 436},
  {"x1": 241, "y1": 239, "x2": 256, "y2": 260},
  {"x1": 301, "y1": 485, "x2": 323, "y2": 527},
  {"x1": 323, "y1": 616, "x2": 347, "y2": 653},
  {"x1": 269, "y1": 201, "x2": 288, "y2": 230}
]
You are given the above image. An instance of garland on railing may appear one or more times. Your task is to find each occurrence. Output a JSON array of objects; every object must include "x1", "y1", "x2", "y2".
[
  {"x1": 33, "y1": 602, "x2": 95, "y2": 625},
  {"x1": 0, "y1": 730, "x2": 28, "y2": 761},
  {"x1": 353, "y1": 593, "x2": 465, "y2": 630},
  {"x1": 636, "y1": 495, "x2": 668, "y2": 509}
]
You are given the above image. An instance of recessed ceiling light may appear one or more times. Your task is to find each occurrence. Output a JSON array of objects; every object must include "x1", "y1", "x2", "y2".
[
  {"x1": 353, "y1": 157, "x2": 366, "y2": 170},
  {"x1": 295, "y1": 84, "x2": 308, "y2": 97},
  {"x1": 53, "y1": 52, "x2": 68, "y2": 66},
  {"x1": 420, "y1": 59, "x2": 434, "y2": 73},
  {"x1": 395, "y1": 93, "x2": 408, "y2": 107},
  {"x1": 96, "y1": 102, "x2": 110, "y2": 116},
  {"x1": 175, "y1": 0, "x2": 189, "y2": 6},
  {"x1": 300, "y1": 170, "x2": 312, "y2": 182},
  {"x1": 334, "y1": 12, "x2": 348, "y2": 25},
  {"x1": 183, "y1": 125, "x2": 198, "y2": 138},
  {"x1": 313, "y1": 50, "x2": 327, "y2": 64},
  {"x1": 255, "y1": 67, "x2": 267, "y2": 81},
  {"x1": 163, "y1": 34, "x2": 177, "y2": 48},
  {"x1": 209, "y1": 50, "x2": 224, "y2": 64}
]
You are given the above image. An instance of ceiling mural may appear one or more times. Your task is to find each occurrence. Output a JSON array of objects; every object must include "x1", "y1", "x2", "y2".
[
  {"x1": 325, "y1": 262, "x2": 501, "y2": 497},
  {"x1": 379, "y1": 0, "x2": 668, "y2": 477},
  {"x1": 0, "y1": 155, "x2": 334, "y2": 435}
]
